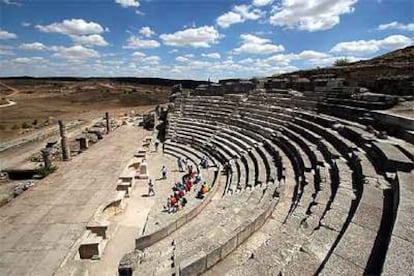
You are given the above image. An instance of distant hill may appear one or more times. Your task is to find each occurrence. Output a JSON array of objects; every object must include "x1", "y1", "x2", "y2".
[
  {"x1": 0, "y1": 77, "x2": 209, "y2": 90},
  {"x1": 274, "y1": 46, "x2": 414, "y2": 96}
]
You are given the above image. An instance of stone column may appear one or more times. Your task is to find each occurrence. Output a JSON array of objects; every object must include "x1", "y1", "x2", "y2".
[
  {"x1": 79, "y1": 137, "x2": 89, "y2": 151},
  {"x1": 105, "y1": 112, "x2": 110, "y2": 134},
  {"x1": 58, "y1": 120, "x2": 71, "y2": 161},
  {"x1": 41, "y1": 148, "x2": 52, "y2": 169}
]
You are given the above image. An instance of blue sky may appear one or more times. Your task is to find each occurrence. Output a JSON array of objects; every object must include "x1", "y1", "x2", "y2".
[{"x1": 0, "y1": 0, "x2": 413, "y2": 80}]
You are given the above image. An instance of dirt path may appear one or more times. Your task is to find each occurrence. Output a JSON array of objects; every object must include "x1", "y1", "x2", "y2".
[
  {"x1": 0, "y1": 82, "x2": 19, "y2": 108},
  {"x1": 0, "y1": 81, "x2": 20, "y2": 97}
]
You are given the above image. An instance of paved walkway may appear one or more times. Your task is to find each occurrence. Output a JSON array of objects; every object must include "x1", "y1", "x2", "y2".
[
  {"x1": 0, "y1": 125, "x2": 145, "y2": 275},
  {"x1": 57, "y1": 147, "x2": 189, "y2": 275}
]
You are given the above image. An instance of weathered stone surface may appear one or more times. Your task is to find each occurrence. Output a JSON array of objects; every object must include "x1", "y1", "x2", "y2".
[{"x1": 0, "y1": 126, "x2": 143, "y2": 275}]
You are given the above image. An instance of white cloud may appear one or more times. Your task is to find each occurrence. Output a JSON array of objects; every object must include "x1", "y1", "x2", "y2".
[
  {"x1": 2, "y1": 0, "x2": 22, "y2": 6},
  {"x1": 234, "y1": 34, "x2": 285, "y2": 55},
  {"x1": 130, "y1": 52, "x2": 161, "y2": 65},
  {"x1": 0, "y1": 45, "x2": 14, "y2": 55},
  {"x1": 202, "y1": 52, "x2": 221, "y2": 59},
  {"x1": 36, "y1": 19, "x2": 104, "y2": 36},
  {"x1": 176, "y1": 56, "x2": 191, "y2": 63},
  {"x1": 252, "y1": 0, "x2": 273, "y2": 7},
  {"x1": 52, "y1": 45, "x2": 100, "y2": 60},
  {"x1": 169, "y1": 49, "x2": 179, "y2": 54},
  {"x1": 233, "y1": 5, "x2": 262, "y2": 20},
  {"x1": 0, "y1": 29, "x2": 17, "y2": 39},
  {"x1": 217, "y1": 12, "x2": 243, "y2": 28},
  {"x1": 270, "y1": 0, "x2": 357, "y2": 31},
  {"x1": 143, "y1": 55, "x2": 161, "y2": 65},
  {"x1": 21, "y1": 22, "x2": 31, "y2": 27},
  {"x1": 115, "y1": 0, "x2": 139, "y2": 8},
  {"x1": 71, "y1": 34, "x2": 108, "y2": 46},
  {"x1": 160, "y1": 26, "x2": 220, "y2": 48},
  {"x1": 124, "y1": 35, "x2": 160, "y2": 49},
  {"x1": 13, "y1": 57, "x2": 46, "y2": 64},
  {"x1": 139, "y1": 26, "x2": 155, "y2": 37},
  {"x1": 297, "y1": 50, "x2": 331, "y2": 60},
  {"x1": 19, "y1": 42, "x2": 48, "y2": 51},
  {"x1": 330, "y1": 35, "x2": 413, "y2": 55},
  {"x1": 217, "y1": 4, "x2": 263, "y2": 28},
  {"x1": 131, "y1": 51, "x2": 146, "y2": 59},
  {"x1": 378, "y1": 21, "x2": 414, "y2": 32}
]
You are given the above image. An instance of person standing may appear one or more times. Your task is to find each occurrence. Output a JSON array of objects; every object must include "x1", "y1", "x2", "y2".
[
  {"x1": 177, "y1": 157, "x2": 184, "y2": 172},
  {"x1": 161, "y1": 165, "x2": 168, "y2": 179},
  {"x1": 148, "y1": 179, "x2": 155, "y2": 196}
]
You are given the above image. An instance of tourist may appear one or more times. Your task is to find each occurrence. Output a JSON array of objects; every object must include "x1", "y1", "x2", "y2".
[
  {"x1": 177, "y1": 157, "x2": 184, "y2": 172},
  {"x1": 194, "y1": 174, "x2": 202, "y2": 184},
  {"x1": 179, "y1": 196, "x2": 187, "y2": 207},
  {"x1": 154, "y1": 140, "x2": 159, "y2": 152},
  {"x1": 147, "y1": 179, "x2": 155, "y2": 196},
  {"x1": 169, "y1": 195, "x2": 178, "y2": 213},
  {"x1": 161, "y1": 165, "x2": 168, "y2": 179},
  {"x1": 185, "y1": 179, "x2": 192, "y2": 192},
  {"x1": 200, "y1": 156, "x2": 209, "y2": 168},
  {"x1": 197, "y1": 182, "x2": 210, "y2": 199}
]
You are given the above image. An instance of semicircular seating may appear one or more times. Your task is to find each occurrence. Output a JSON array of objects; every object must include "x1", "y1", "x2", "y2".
[{"x1": 119, "y1": 92, "x2": 413, "y2": 276}]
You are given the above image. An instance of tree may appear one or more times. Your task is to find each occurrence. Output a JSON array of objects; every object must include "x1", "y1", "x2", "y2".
[{"x1": 334, "y1": 58, "x2": 351, "y2": 66}]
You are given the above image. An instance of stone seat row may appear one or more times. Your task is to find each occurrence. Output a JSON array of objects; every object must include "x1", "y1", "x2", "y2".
[{"x1": 175, "y1": 94, "x2": 414, "y2": 274}]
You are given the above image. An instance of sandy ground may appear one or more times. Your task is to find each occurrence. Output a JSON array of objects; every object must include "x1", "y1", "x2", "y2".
[{"x1": 0, "y1": 124, "x2": 145, "y2": 275}]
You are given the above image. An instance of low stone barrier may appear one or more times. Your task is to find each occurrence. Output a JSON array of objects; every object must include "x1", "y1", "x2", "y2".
[
  {"x1": 178, "y1": 196, "x2": 279, "y2": 276},
  {"x1": 135, "y1": 165, "x2": 221, "y2": 250}
]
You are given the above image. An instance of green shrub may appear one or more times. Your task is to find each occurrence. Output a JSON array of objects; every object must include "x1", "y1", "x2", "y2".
[{"x1": 334, "y1": 58, "x2": 351, "y2": 66}]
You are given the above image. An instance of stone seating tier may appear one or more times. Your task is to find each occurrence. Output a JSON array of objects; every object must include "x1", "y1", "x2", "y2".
[{"x1": 120, "y1": 93, "x2": 413, "y2": 276}]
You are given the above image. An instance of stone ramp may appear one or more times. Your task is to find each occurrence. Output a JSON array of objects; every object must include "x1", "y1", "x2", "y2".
[{"x1": 0, "y1": 125, "x2": 144, "y2": 275}]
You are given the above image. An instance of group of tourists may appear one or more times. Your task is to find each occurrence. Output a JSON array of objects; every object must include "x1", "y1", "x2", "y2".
[
  {"x1": 146, "y1": 156, "x2": 212, "y2": 213},
  {"x1": 163, "y1": 157, "x2": 211, "y2": 213}
]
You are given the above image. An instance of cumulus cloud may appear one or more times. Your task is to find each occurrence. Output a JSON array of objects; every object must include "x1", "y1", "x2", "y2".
[
  {"x1": 71, "y1": 34, "x2": 108, "y2": 46},
  {"x1": 19, "y1": 42, "x2": 48, "y2": 51},
  {"x1": 160, "y1": 26, "x2": 220, "y2": 48},
  {"x1": 52, "y1": 45, "x2": 100, "y2": 60},
  {"x1": 378, "y1": 21, "x2": 414, "y2": 32},
  {"x1": 124, "y1": 35, "x2": 160, "y2": 49},
  {"x1": 21, "y1": 22, "x2": 31, "y2": 27},
  {"x1": 131, "y1": 52, "x2": 161, "y2": 65},
  {"x1": 2, "y1": 0, "x2": 22, "y2": 6},
  {"x1": 217, "y1": 4, "x2": 263, "y2": 28},
  {"x1": 330, "y1": 35, "x2": 413, "y2": 55},
  {"x1": 139, "y1": 26, "x2": 155, "y2": 37},
  {"x1": 0, "y1": 29, "x2": 17, "y2": 39},
  {"x1": 13, "y1": 57, "x2": 46, "y2": 64},
  {"x1": 217, "y1": 12, "x2": 243, "y2": 28},
  {"x1": 131, "y1": 51, "x2": 146, "y2": 59},
  {"x1": 252, "y1": 0, "x2": 273, "y2": 6},
  {"x1": 202, "y1": 52, "x2": 221, "y2": 59},
  {"x1": 115, "y1": 0, "x2": 139, "y2": 8},
  {"x1": 0, "y1": 45, "x2": 14, "y2": 55},
  {"x1": 36, "y1": 19, "x2": 104, "y2": 36},
  {"x1": 176, "y1": 56, "x2": 191, "y2": 63},
  {"x1": 234, "y1": 34, "x2": 284, "y2": 55},
  {"x1": 270, "y1": 0, "x2": 358, "y2": 31}
]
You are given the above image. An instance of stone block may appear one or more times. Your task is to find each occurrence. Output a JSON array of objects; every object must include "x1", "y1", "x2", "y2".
[
  {"x1": 167, "y1": 222, "x2": 177, "y2": 235},
  {"x1": 180, "y1": 251, "x2": 207, "y2": 276},
  {"x1": 138, "y1": 162, "x2": 149, "y2": 179},
  {"x1": 221, "y1": 235, "x2": 237, "y2": 258},
  {"x1": 253, "y1": 212, "x2": 266, "y2": 231},
  {"x1": 206, "y1": 245, "x2": 222, "y2": 269},
  {"x1": 237, "y1": 221, "x2": 254, "y2": 245},
  {"x1": 176, "y1": 215, "x2": 187, "y2": 229}
]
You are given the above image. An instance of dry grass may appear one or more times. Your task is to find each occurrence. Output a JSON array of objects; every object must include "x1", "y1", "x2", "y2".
[{"x1": 0, "y1": 80, "x2": 171, "y2": 141}]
